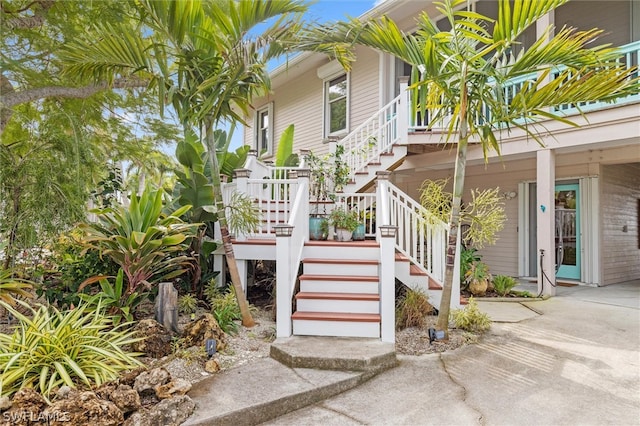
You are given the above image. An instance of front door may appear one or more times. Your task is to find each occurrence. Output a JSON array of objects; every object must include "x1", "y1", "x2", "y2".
[{"x1": 555, "y1": 184, "x2": 580, "y2": 280}]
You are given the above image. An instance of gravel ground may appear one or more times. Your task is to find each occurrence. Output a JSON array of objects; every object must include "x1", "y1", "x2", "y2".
[{"x1": 214, "y1": 309, "x2": 480, "y2": 369}]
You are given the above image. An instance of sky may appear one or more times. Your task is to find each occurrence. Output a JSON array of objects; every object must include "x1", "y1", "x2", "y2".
[{"x1": 227, "y1": 0, "x2": 380, "y2": 151}]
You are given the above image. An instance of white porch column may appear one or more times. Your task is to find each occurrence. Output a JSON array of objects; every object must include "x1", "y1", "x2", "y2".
[
  {"x1": 275, "y1": 225, "x2": 294, "y2": 338},
  {"x1": 397, "y1": 78, "x2": 409, "y2": 144},
  {"x1": 379, "y1": 225, "x2": 397, "y2": 343},
  {"x1": 537, "y1": 148, "x2": 556, "y2": 296}
]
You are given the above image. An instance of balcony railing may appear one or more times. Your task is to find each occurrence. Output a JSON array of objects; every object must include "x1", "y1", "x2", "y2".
[{"x1": 408, "y1": 40, "x2": 640, "y2": 132}]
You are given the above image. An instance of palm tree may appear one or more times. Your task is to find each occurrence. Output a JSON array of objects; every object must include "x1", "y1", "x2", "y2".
[
  {"x1": 303, "y1": 0, "x2": 639, "y2": 337},
  {"x1": 60, "y1": 0, "x2": 325, "y2": 327}
]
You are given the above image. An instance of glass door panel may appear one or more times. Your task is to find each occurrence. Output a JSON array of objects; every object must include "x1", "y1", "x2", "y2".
[{"x1": 555, "y1": 184, "x2": 580, "y2": 280}]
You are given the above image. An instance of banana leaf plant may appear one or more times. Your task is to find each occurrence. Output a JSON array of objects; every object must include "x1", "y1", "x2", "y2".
[{"x1": 80, "y1": 187, "x2": 199, "y2": 296}]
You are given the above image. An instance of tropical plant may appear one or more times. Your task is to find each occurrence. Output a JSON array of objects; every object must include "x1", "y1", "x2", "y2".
[
  {"x1": 77, "y1": 269, "x2": 143, "y2": 325},
  {"x1": 493, "y1": 275, "x2": 518, "y2": 297},
  {"x1": 311, "y1": 0, "x2": 639, "y2": 337},
  {"x1": 329, "y1": 206, "x2": 359, "y2": 232},
  {"x1": 396, "y1": 287, "x2": 434, "y2": 329},
  {"x1": 0, "y1": 269, "x2": 33, "y2": 306},
  {"x1": 179, "y1": 294, "x2": 199, "y2": 315},
  {"x1": 37, "y1": 232, "x2": 120, "y2": 309},
  {"x1": 61, "y1": 0, "x2": 341, "y2": 327},
  {"x1": 459, "y1": 247, "x2": 482, "y2": 290},
  {"x1": 0, "y1": 300, "x2": 142, "y2": 402},
  {"x1": 80, "y1": 187, "x2": 198, "y2": 296},
  {"x1": 207, "y1": 286, "x2": 242, "y2": 335},
  {"x1": 271, "y1": 124, "x2": 300, "y2": 177},
  {"x1": 451, "y1": 297, "x2": 491, "y2": 333},
  {"x1": 464, "y1": 261, "x2": 491, "y2": 297}
]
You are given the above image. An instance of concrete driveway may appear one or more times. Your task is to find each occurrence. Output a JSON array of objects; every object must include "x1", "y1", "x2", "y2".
[{"x1": 263, "y1": 281, "x2": 640, "y2": 425}]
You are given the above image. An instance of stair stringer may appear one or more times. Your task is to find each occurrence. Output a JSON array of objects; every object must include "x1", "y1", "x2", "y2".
[{"x1": 394, "y1": 256, "x2": 443, "y2": 309}]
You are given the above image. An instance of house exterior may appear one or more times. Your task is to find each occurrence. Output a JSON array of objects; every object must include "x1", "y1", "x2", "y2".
[{"x1": 225, "y1": 0, "x2": 640, "y2": 342}]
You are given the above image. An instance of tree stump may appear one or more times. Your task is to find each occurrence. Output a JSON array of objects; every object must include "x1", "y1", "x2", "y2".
[{"x1": 155, "y1": 282, "x2": 179, "y2": 333}]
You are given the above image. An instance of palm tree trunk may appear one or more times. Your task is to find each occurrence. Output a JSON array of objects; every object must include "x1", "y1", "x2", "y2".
[
  {"x1": 436, "y1": 65, "x2": 469, "y2": 338},
  {"x1": 203, "y1": 118, "x2": 255, "y2": 327}
]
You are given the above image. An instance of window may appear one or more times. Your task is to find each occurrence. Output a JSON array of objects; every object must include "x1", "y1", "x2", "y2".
[
  {"x1": 254, "y1": 103, "x2": 273, "y2": 156},
  {"x1": 325, "y1": 73, "x2": 348, "y2": 136}
]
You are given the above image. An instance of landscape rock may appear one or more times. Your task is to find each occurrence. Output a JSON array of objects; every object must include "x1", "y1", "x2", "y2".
[
  {"x1": 96, "y1": 384, "x2": 141, "y2": 413},
  {"x1": 43, "y1": 391, "x2": 123, "y2": 426},
  {"x1": 131, "y1": 319, "x2": 173, "y2": 358},
  {"x1": 0, "y1": 388, "x2": 47, "y2": 425},
  {"x1": 0, "y1": 396, "x2": 10, "y2": 411},
  {"x1": 181, "y1": 313, "x2": 227, "y2": 352},
  {"x1": 124, "y1": 395, "x2": 195, "y2": 426},
  {"x1": 204, "y1": 358, "x2": 221, "y2": 373},
  {"x1": 133, "y1": 367, "x2": 170, "y2": 394},
  {"x1": 155, "y1": 378, "x2": 192, "y2": 399},
  {"x1": 56, "y1": 385, "x2": 73, "y2": 399}
]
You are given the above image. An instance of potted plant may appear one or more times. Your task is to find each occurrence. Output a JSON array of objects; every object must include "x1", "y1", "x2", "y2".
[
  {"x1": 329, "y1": 206, "x2": 359, "y2": 242},
  {"x1": 306, "y1": 151, "x2": 330, "y2": 240},
  {"x1": 464, "y1": 261, "x2": 491, "y2": 296}
]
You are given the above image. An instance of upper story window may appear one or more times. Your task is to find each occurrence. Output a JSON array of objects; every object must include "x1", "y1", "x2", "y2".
[
  {"x1": 325, "y1": 73, "x2": 349, "y2": 137},
  {"x1": 254, "y1": 102, "x2": 273, "y2": 156}
]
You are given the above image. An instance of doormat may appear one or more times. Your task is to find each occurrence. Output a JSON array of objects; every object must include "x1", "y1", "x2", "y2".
[{"x1": 557, "y1": 282, "x2": 578, "y2": 287}]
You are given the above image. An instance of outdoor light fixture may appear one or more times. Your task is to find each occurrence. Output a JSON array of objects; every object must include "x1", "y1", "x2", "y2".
[
  {"x1": 428, "y1": 328, "x2": 445, "y2": 344},
  {"x1": 379, "y1": 225, "x2": 397, "y2": 238},
  {"x1": 502, "y1": 190, "x2": 518, "y2": 200},
  {"x1": 205, "y1": 339, "x2": 217, "y2": 357},
  {"x1": 233, "y1": 168, "x2": 251, "y2": 179},
  {"x1": 274, "y1": 224, "x2": 294, "y2": 237},
  {"x1": 296, "y1": 168, "x2": 311, "y2": 178}
]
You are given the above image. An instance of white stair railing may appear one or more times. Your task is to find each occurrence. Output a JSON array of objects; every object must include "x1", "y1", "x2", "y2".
[
  {"x1": 384, "y1": 182, "x2": 449, "y2": 283},
  {"x1": 338, "y1": 88, "x2": 408, "y2": 181},
  {"x1": 245, "y1": 177, "x2": 298, "y2": 237},
  {"x1": 333, "y1": 192, "x2": 377, "y2": 238},
  {"x1": 276, "y1": 175, "x2": 309, "y2": 338}
]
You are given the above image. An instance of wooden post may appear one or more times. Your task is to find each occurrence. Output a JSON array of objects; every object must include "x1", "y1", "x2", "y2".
[{"x1": 155, "y1": 282, "x2": 179, "y2": 333}]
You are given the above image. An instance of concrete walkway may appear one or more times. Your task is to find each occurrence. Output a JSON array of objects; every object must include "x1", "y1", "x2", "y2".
[{"x1": 186, "y1": 281, "x2": 640, "y2": 426}]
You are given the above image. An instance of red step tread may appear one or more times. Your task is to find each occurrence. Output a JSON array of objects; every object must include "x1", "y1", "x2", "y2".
[
  {"x1": 395, "y1": 253, "x2": 409, "y2": 261},
  {"x1": 295, "y1": 292, "x2": 379, "y2": 301},
  {"x1": 409, "y1": 264, "x2": 428, "y2": 276},
  {"x1": 429, "y1": 280, "x2": 443, "y2": 290},
  {"x1": 305, "y1": 241, "x2": 379, "y2": 247},
  {"x1": 298, "y1": 274, "x2": 379, "y2": 282},
  {"x1": 291, "y1": 311, "x2": 380, "y2": 322},
  {"x1": 304, "y1": 258, "x2": 378, "y2": 265},
  {"x1": 231, "y1": 239, "x2": 276, "y2": 245}
]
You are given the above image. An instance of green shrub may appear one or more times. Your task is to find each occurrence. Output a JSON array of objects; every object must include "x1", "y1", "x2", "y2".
[
  {"x1": 80, "y1": 187, "x2": 198, "y2": 296},
  {"x1": 37, "y1": 232, "x2": 120, "y2": 309},
  {"x1": 0, "y1": 300, "x2": 142, "y2": 402},
  {"x1": 78, "y1": 269, "x2": 143, "y2": 325},
  {"x1": 208, "y1": 286, "x2": 242, "y2": 334},
  {"x1": 0, "y1": 269, "x2": 33, "y2": 306},
  {"x1": 460, "y1": 247, "x2": 482, "y2": 290},
  {"x1": 451, "y1": 297, "x2": 491, "y2": 333},
  {"x1": 179, "y1": 293, "x2": 198, "y2": 314},
  {"x1": 492, "y1": 275, "x2": 518, "y2": 297},
  {"x1": 396, "y1": 287, "x2": 434, "y2": 329}
]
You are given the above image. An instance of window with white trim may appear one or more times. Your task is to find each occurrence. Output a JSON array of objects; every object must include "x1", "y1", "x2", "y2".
[
  {"x1": 324, "y1": 73, "x2": 349, "y2": 137},
  {"x1": 254, "y1": 103, "x2": 273, "y2": 156}
]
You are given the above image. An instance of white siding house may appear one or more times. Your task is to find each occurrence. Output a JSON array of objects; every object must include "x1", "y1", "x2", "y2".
[{"x1": 231, "y1": 0, "x2": 639, "y2": 341}]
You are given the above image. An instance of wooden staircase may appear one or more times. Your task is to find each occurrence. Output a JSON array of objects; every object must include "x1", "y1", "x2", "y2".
[{"x1": 292, "y1": 241, "x2": 382, "y2": 338}]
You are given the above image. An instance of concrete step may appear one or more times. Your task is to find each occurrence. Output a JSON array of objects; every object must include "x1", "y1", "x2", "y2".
[
  {"x1": 271, "y1": 336, "x2": 397, "y2": 373},
  {"x1": 292, "y1": 312, "x2": 381, "y2": 338},
  {"x1": 296, "y1": 292, "x2": 380, "y2": 314},
  {"x1": 184, "y1": 358, "x2": 366, "y2": 426},
  {"x1": 299, "y1": 274, "x2": 379, "y2": 294},
  {"x1": 303, "y1": 258, "x2": 379, "y2": 276}
]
